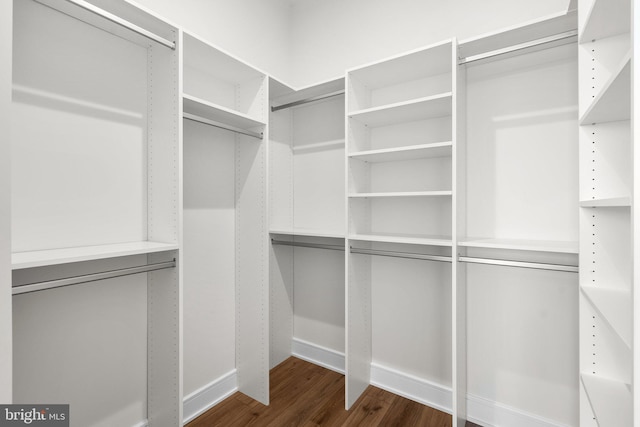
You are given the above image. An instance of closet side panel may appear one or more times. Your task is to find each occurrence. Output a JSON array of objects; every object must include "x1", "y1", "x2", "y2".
[
  {"x1": 0, "y1": 0, "x2": 11, "y2": 404},
  {"x1": 235, "y1": 76, "x2": 269, "y2": 404}
]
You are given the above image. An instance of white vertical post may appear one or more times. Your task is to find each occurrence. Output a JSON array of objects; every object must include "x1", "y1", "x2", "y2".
[
  {"x1": 0, "y1": 0, "x2": 12, "y2": 405},
  {"x1": 633, "y1": 0, "x2": 639, "y2": 424},
  {"x1": 451, "y1": 38, "x2": 467, "y2": 427}
]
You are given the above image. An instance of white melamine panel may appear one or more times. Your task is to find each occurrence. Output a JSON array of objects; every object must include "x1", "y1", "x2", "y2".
[
  {"x1": 466, "y1": 44, "x2": 578, "y2": 243},
  {"x1": 466, "y1": 263, "x2": 579, "y2": 426},
  {"x1": 578, "y1": 35, "x2": 630, "y2": 120},
  {"x1": 349, "y1": 142, "x2": 452, "y2": 163},
  {"x1": 268, "y1": 107, "x2": 293, "y2": 231},
  {"x1": 350, "y1": 156, "x2": 452, "y2": 194},
  {"x1": 12, "y1": 257, "x2": 148, "y2": 427},
  {"x1": 183, "y1": 95, "x2": 266, "y2": 129},
  {"x1": 581, "y1": 286, "x2": 631, "y2": 349},
  {"x1": 579, "y1": 0, "x2": 630, "y2": 43},
  {"x1": 270, "y1": 243, "x2": 293, "y2": 369},
  {"x1": 580, "y1": 373, "x2": 632, "y2": 427},
  {"x1": 0, "y1": 0, "x2": 11, "y2": 404},
  {"x1": 183, "y1": 120, "x2": 236, "y2": 396},
  {"x1": 579, "y1": 121, "x2": 631, "y2": 203},
  {"x1": 12, "y1": 0, "x2": 148, "y2": 252},
  {"x1": 349, "y1": 94, "x2": 452, "y2": 128},
  {"x1": 293, "y1": 246, "x2": 345, "y2": 354},
  {"x1": 236, "y1": 129, "x2": 269, "y2": 405},
  {"x1": 350, "y1": 197, "x2": 452, "y2": 240},
  {"x1": 183, "y1": 32, "x2": 266, "y2": 121},
  {"x1": 346, "y1": 249, "x2": 371, "y2": 408},
  {"x1": 579, "y1": 207, "x2": 632, "y2": 290},
  {"x1": 371, "y1": 256, "x2": 452, "y2": 385}
]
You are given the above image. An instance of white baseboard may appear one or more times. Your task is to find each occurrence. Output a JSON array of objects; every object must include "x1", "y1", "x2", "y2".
[
  {"x1": 292, "y1": 338, "x2": 345, "y2": 374},
  {"x1": 183, "y1": 369, "x2": 238, "y2": 424},
  {"x1": 370, "y1": 363, "x2": 453, "y2": 414},
  {"x1": 371, "y1": 362, "x2": 570, "y2": 427}
]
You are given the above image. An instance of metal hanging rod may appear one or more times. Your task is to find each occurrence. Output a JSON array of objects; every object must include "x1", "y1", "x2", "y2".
[
  {"x1": 458, "y1": 30, "x2": 578, "y2": 65},
  {"x1": 271, "y1": 239, "x2": 345, "y2": 252},
  {"x1": 53, "y1": 0, "x2": 176, "y2": 49},
  {"x1": 458, "y1": 256, "x2": 578, "y2": 273},
  {"x1": 12, "y1": 259, "x2": 176, "y2": 295},
  {"x1": 351, "y1": 248, "x2": 452, "y2": 263},
  {"x1": 183, "y1": 113, "x2": 263, "y2": 140},
  {"x1": 271, "y1": 90, "x2": 345, "y2": 112}
]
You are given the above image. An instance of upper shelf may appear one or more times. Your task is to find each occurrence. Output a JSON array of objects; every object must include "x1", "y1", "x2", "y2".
[
  {"x1": 347, "y1": 40, "x2": 452, "y2": 90},
  {"x1": 580, "y1": 52, "x2": 631, "y2": 125},
  {"x1": 458, "y1": 238, "x2": 579, "y2": 254},
  {"x1": 12, "y1": 241, "x2": 179, "y2": 270},
  {"x1": 349, "y1": 233, "x2": 452, "y2": 247},
  {"x1": 349, "y1": 142, "x2": 452, "y2": 163},
  {"x1": 579, "y1": 0, "x2": 630, "y2": 43},
  {"x1": 183, "y1": 94, "x2": 266, "y2": 135},
  {"x1": 349, "y1": 93, "x2": 452, "y2": 127},
  {"x1": 269, "y1": 228, "x2": 345, "y2": 239},
  {"x1": 35, "y1": 0, "x2": 177, "y2": 49},
  {"x1": 579, "y1": 196, "x2": 632, "y2": 208}
]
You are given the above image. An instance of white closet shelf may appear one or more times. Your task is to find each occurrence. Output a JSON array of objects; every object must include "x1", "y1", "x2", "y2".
[
  {"x1": 348, "y1": 191, "x2": 452, "y2": 198},
  {"x1": 579, "y1": 0, "x2": 630, "y2": 43},
  {"x1": 347, "y1": 40, "x2": 452, "y2": 89},
  {"x1": 349, "y1": 142, "x2": 452, "y2": 163},
  {"x1": 349, "y1": 233, "x2": 452, "y2": 247},
  {"x1": 579, "y1": 196, "x2": 632, "y2": 207},
  {"x1": 458, "y1": 238, "x2": 579, "y2": 254},
  {"x1": 579, "y1": 53, "x2": 630, "y2": 125},
  {"x1": 183, "y1": 93, "x2": 266, "y2": 130},
  {"x1": 580, "y1": 373, "x2": 632, "y2": 427},
  {"x1": 581, "y1": 285, "x2": 632, "y2": 349},
  {"x1": 348, "y1": 93, "x2": 452, "y2": 127},
  {"x1": 12, "y1": 241, "x2": 179, "y2": 270},
  {"x1": 269, "y1": 228, "x2": 345, "y2": 239},
  {"x1": 36, "y1": 0, "x2": 177, "y2": 50}
]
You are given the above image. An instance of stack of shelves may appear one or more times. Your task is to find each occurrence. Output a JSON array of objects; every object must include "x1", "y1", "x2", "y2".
[
  {"x1": 181, "y1": 31, "x2": 269, "y2": 410},
  {"x1": 578, "y1": 0, "x2": 633, "y2": 425},
  {"x1": 346, "y1": 39, "x2": 465, "y2": 424},
  {"x1": 11, "y1": 0, "x2": 181, "y2": 425},
  {"x1": 347, "y1": 40, "x2": 454, "y2": 246}
]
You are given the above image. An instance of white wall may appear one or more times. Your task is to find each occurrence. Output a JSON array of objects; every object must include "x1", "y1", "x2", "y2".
[
  {"x1": 289, "y1": 0, "x2": 572, "y2": 87},
  {"x1": 132, "y1": 0, "x2": 293, "y2": 83},
  {"x1": 0, "y1": 0, "x2": 12, "y2": 404}
]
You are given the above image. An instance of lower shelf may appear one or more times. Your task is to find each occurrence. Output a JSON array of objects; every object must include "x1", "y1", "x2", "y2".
[
  {"x1": 12, "y1": 241, "x2": 179, "y2": 270},
  {"x1": 581, "y1": 373, "x2": 632, "y2": 427}
]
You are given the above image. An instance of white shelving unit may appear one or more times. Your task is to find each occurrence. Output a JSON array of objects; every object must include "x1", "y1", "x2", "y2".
[
  {"x1": 268, "y1": 78, "x2": 346, "y2": 377},
  {"x1": 181, "y1": 30, "x2": 269, "y2": 410},
  {"x1": 578, "y1": 0, "x2": 634, "y2": 425},
  {"x1": 10, "y1": 0, "x2": 181, "y2": 425},
  {"x1": 346, "y1": 38, "x2": 465, "y2": 424}
]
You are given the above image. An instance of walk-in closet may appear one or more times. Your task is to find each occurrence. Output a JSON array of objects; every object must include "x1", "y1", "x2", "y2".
[{"x1": 2, "y1": 0, "x2": 637, "y2": 426}]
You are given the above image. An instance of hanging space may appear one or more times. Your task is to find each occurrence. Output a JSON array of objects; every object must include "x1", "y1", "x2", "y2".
[
  {"x1": 181, "y1": 32, "x2": 269, "y2": 419},
  {"x1": 458, "y1": 10, "x2": 580, "y2": 427},
  {"x1": 268, "y1": 78, "x2": 347, "y2": 377},
  {"x1": 345, "y1": 39, "x2": 465, "y2": 424},
  {"x1": 11, "y1": 0, "x2": 180, "y2": 426}
]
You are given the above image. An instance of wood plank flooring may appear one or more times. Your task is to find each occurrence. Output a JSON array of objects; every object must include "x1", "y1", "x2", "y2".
[{"x1": 187, "y1": 357, "x2": 481, "y2": 427}]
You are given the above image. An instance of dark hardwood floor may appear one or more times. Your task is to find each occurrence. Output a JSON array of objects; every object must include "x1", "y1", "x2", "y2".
[{"x1": 187, "y1": 357, "x2": 481, "y2": 427}]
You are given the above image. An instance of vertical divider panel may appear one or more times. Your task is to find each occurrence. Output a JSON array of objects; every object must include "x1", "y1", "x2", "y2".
[
  {"x1": 451, "y1": 39, "x2": 467, "y2": 427},
  {"x1": 345, "y1": 72, "x2": 372, "y2": 409},
  {"x1": 147, "y1": 29, "x2": 183, "y2": 427},
  {"x1": 633, "y1": 0, "x2": 639, "y2": 422},
  {"x1": 0, "y1": 0, "x2": 11, "y2": 404},
  {"x1": 236, "y1": 76, "x2": 270, "y2": 405}
]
